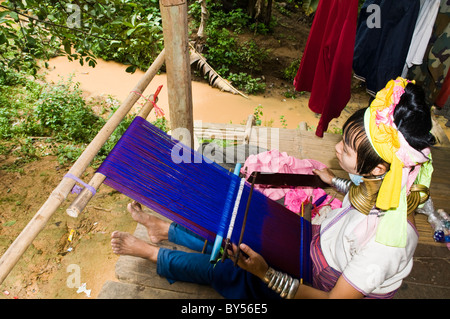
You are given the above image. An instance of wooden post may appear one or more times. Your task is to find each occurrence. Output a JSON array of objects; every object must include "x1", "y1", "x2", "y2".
[
  {"x1": 160, "y1": 0, "x2": 194, "y2": 148},
  {"x1": 243, "y1": 114, "x2": 255, "y2": 144},
  {"x1": 0, "y1": 49, "x2": 165, "y2": 285}
]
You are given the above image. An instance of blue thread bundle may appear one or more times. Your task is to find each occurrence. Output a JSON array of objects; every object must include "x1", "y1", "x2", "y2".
[{"x1": 97, "y1": 116, "x2": 312, "y2": 281}]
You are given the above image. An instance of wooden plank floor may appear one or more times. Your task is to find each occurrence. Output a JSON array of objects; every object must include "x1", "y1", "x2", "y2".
[
  {"x1": 98, "y1": 214, "x2": 223, "y2": 299},
  {"x1": 98, "y1": 122, "x2": 450, "y2": 299}
]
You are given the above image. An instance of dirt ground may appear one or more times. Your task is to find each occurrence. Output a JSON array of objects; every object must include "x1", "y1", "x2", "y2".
[
  {"x1": 0, "y1": 159, "x2": 137, "y2": 299},
  {"x1": 1, "y1": 6, "x2": 449, "y2": 300}
]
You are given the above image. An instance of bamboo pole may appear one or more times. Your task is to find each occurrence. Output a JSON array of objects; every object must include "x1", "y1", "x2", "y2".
[
  {"x1": 160, "y1": 0, "x2": 194, "y2": 148},
  {"x1": 66, "y1": 96, "x2": 158, "y2": 218},
  {"x1": 66, "y1": 171, "x2": 106, "y2": 218},
  {"x1": 0, "y1": 49, "x2": 166, "y2": 285}
]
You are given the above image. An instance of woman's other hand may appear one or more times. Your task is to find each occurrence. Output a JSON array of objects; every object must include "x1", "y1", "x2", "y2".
[
  {"x1": 312, "y1": 168, "x2": 335, "y2": 185},
  {"x1": 227, "y1": 243, "x2": 269, "y2": 280}
]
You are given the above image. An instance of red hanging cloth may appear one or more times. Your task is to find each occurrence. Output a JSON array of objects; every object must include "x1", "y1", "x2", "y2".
[{"x1": 294, "y1": 0, "x2": 358, "y2": 137}]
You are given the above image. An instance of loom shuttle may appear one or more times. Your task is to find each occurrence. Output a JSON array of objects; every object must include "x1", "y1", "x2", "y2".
[{"x1": 209, "y1": 163, "x2": 242, "y2": 263}]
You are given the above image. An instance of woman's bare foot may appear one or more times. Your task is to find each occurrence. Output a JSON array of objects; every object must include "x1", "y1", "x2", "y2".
[
  {"x1": 127, "y1": 201, "x2": 170, "y2": 244},
  {"x1": 111, "y1": 231, "x2": 159, "y2": 262}
]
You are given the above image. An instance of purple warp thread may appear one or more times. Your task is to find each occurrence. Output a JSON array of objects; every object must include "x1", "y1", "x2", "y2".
[
  {"x1": 96, "y1": 116, "x2": 312, "y2": 281},
  {"x1": 71, "y1": 185, "x2": 83, "y2": 194}
]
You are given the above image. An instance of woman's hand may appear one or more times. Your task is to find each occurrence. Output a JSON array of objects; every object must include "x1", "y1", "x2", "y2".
[
  {"x1": 312, "y1": 168, "x2": 336, "y2": 185},
  {"x1": 228, "y1": 243, "x2": 364, "y2": 299},
  {"x1": 227, "y1": 243, "x2": 269, "y2": 280}
]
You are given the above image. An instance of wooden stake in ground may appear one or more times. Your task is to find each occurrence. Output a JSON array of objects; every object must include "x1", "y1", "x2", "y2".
[
  {"x1": 160, "y1": 0, "x2": 194, "y2": 148},
  {"x1": 0, "y1": 50, "x2": 166, "y2": 285}
]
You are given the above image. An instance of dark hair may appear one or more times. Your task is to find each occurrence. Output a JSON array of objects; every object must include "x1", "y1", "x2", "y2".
[
  {"x1": 393, "y1": 83, "x2": 436, "y2": 150},
  {"x1": 342, "y1": 82, "x2": 435, "y2": 175}
]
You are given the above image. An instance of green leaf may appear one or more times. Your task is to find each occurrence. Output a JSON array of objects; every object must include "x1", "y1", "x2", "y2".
[
  {"x1": 111, "y1": 20, "x2": 134, "y2": 28},
  {"x1": 0, "y1": 32, "x2": 7, "y2": 45},
  {"x1": 4, "y1": 220, "x2": 16, "y2": 227},
  {"x1": 302, "y1": 0, "x2": 319, "y2": 16},
  {"x1": 125, "y1": 65, "x2": 136, "y2": 73},
  {"x1": 0, "y1": 11, "x2": 11, "y2": 19},
  {"x1": 9, "y1": 11, "x2": 19, "y2": 22},
  {"x1": 63, "y1": 41, "x2": 72, "y2": 54}
]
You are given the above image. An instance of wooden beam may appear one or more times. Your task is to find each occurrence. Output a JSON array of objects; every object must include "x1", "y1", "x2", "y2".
[{"x1": 160, "y1": 0, "x2": 194, "y2": 147}]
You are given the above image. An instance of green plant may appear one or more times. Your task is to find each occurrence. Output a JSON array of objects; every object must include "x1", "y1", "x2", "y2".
[
  {"x1": 0, "y1": 0, "x2": 164, "y2": 76},
  {"x1": 282, "y1": 58, "x2": 301, "y2": 82},
  {"x1": 302, "y1": 0, "x2": 320, "y2": 16},
  {"x1": 238, "y1": 40, "x2": 269, "y2": 73},
  {"x1": 12, "y1": 138, "x2": 38, "y2": 160},
  {"x1": 189, "y1": 2, "x2": 251, "y2": 34},
  {"x1": 151, "y1": 116, "x2": 169, "y2": 133},
  {"x1": 204, "y1": 27, "x2": 237, "y2": 75},
  {"x1": 209, "y1": 8, "x2": 251, "y2": 34},
  {"x1": 0, "y1": 68, "x2": 133, "y2": 169},
  {"x1": 189, "y1": 2, "x2": 269, "y2": 93},
  {"x1": 34, "y1": 78, "x2": 103, "y2": 143},
  {"x1": 0, "y1": 70, "x2": 45, "y2": 140},
  {"x1": 249, "y1": 19, "x2": 276, "y2": 35},
  {"x1": 205, "y1": 28, "x2": 268, "y2": 77},
  {"x1": 227, "y1": 72, "x2": 266, "y2": 94},
  {"x1": 284, "y1": 89, "x2": 305, "y2": 99},
  {"x1": 280, "y1": 115, "x2": 287, "y2": 129},
  {"x1": 253, "y1": 104, "x2": 264, "y2": 126},
  {"x1": 57, "y1": 144, "x2": 84, "y2": 166}
]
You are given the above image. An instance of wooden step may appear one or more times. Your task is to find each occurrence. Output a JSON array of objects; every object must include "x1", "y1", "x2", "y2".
[
  {"x1": 98, "y1": 212, "x2": 222, "y2": 299},
  {"x1": 98, "y1": 280, "x2": 196, "y2": 299}
]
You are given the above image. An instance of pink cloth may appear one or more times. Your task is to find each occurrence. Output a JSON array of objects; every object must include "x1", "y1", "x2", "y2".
[
  {"x1": 241, "y1": 150, "x2": 342, "y2": 215},
  {"x1": 285, "y1": 188, "x2": 341, "y2": 218}
]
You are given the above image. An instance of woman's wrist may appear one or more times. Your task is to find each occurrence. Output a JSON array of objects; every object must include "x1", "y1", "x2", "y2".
[
  {"x1": 262, "y1": 267, "x2": 275, "y2": 283},
  {"x1": 331, "y1": 176, "x2": 352, "y2": 193},
  {"x1": 262, "y1": 267, "x2": 300, "y2": 299}
]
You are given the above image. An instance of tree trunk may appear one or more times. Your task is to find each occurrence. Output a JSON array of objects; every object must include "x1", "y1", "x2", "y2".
[
  {"x1": 247, "y1": 0, "x2": 272, "y2": 25},
  {"x1": 197, "y1": 0, "x2": 208, "y2": 38}
]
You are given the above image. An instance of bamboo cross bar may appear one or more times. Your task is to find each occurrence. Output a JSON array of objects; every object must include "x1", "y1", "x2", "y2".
[
  {"x1": 66, "y1": 171, "x2": 107, "y2": 218},
  {"x1": 0, "y1": 49, "x2": 166, "y2": 285},
  {"x1": 66, "y1": 94, "x2": 159, "y2": 218}
]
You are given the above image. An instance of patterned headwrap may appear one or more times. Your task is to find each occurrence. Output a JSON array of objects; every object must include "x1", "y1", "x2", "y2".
[{"x1": 364, "y1": 77, "x2": 433, "y2": 247}]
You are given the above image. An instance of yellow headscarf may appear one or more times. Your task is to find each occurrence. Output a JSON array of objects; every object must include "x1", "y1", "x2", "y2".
[
  {"x1": 364, "y1": 77, "x2": 433, "y2": 247},
  {"x1": 365, "y1": 78, "x2": 409, "y2": 210}
]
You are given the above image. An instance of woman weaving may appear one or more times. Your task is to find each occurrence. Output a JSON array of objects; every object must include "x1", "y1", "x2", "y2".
[{"x1": 111, "y1": 78, "x2": 435, "y2": 298}]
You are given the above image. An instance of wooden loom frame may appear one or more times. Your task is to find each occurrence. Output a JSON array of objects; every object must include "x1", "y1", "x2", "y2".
[{"x1": 94, "y1": 116, "x2": 314, "y2": 280}]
